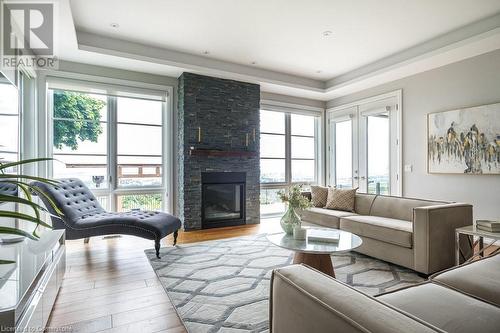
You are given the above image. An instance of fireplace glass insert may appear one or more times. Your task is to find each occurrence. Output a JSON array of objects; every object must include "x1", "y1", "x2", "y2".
[{"x1": 201, "y1": 172, "x2": 246, "y2": 229}]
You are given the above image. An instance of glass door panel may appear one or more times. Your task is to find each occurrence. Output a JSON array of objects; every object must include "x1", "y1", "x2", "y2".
[
  {"x1": 334, "y1": 119, "x2": 353, "y2": 188},
  {"x1": 329, "y1": 95, "x2": 399, "y2": 195},
  {"x1": 366, "y1": 113, "x2": 390, "y2": 195}
]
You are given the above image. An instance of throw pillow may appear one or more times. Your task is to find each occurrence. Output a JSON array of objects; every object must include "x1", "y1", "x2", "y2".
[
  {"x1": 310, "y1": 185, "x2": 329, "y2": 207},
  {"x1": 325, "y1": 187, "x2": 358, "y2": 212}
]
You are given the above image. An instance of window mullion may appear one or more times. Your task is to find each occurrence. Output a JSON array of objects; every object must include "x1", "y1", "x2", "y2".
[
  {"x1": 108, "y1": 96, "x2": 118, "y2": 211},
  {"x1": 314, "y1": 117, "x2": 319, "y2": 185},
  {"x1": 285, "y1": 113, "x2": 291, "y2": 185}
]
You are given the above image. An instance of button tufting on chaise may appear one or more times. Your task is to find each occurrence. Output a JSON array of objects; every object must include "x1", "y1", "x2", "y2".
[{"x1": 31, "y1": 178, "x2": 181, "y2": 258}]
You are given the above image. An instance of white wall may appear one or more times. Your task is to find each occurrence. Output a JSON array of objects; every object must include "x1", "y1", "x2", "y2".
[{"x1": 327, "y1": 49, "x2": 500, "y2": 220}]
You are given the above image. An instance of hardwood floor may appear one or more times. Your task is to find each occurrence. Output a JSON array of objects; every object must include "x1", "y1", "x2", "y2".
[{"x1": 47, "y1": 218, "x2": 281, "y2": 333}]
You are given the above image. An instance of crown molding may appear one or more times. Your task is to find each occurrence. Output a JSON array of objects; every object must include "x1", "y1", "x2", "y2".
[
  {"x1": 327, "y1": 12, "x2": 500, "y2": 88},
  {"x1": 76, "y1": 31, "x2": 325, "y2": 92},
  {"x1": 74, "y1": 13, "x2": 500, "y2": 101},
  {"x1": 323, "y1": 12, "x2": 500, "y2": 99}
]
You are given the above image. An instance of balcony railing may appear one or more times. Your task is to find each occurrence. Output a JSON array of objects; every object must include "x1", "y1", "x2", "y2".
[{"x1": 66, "y1": 163, "x2": 162, "y2": 178}]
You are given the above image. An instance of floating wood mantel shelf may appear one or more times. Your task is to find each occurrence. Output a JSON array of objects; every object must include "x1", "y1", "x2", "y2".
[{"x1": 189, "y1": 148, "x2": 257, "y2": 157}]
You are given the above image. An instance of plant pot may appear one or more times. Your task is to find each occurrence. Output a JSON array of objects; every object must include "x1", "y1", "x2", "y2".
[{"x1": 280, "y1": 206, "x2": 301, "y2": 235}]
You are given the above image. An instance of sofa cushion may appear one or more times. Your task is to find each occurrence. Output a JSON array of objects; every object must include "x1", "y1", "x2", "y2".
[
  {"x1": 370, "y1": 195, "x2": 446, "y2": 221},
  {"x1": 325, "y1": 187, "x2": 357, "y2": 212},
  {"x1": 354, "y1": 193, "x2": 376, "y2": 215},
  {"x1": 301, "y1": 207, "x2": 356, "y2": 229},
  {"x1": 340, "y1": 215, "x2": 413, "y2": 248},
  {"x1": 378, "y1": 282, "x2": 500, "y2": 333},
  {"x1": 272, "y1": 265, "x2": 441, "y2": 333},
  {"x1": 310, "y1": 185, "x2": 329, "y2": 207},
  {"x1": 431, "y1": 253, "x2": 500, "y2": 307}
]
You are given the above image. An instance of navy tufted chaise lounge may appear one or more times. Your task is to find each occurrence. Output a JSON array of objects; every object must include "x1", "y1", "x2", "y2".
[{"x1": 32, "y1": 178, "x2": 181, "y2": 258}]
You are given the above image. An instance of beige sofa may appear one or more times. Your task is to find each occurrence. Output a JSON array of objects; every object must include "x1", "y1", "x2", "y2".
[
  {"x1": 270, "y1": 254, "x2": 500, "y2": 333},
  {"x1": 301, "y1": 193, "x2": 472, "y2": 274}
]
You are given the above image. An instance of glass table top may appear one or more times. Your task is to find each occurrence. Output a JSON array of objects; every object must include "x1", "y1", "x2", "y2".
[
  {"x1": 266, "y1": 227, "x2": 362, "y2": 254},
  {"x1": 455, "y1": 225, "x2": 500, "y2": 240}
]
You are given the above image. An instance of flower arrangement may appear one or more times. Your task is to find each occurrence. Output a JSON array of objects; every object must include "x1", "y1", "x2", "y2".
[
  {"x1": 277, "y1": 185, "x2": 312, "y2": 235},
  {"x1": 277, "y1": 185, "x2": 312, "y2": 211}
]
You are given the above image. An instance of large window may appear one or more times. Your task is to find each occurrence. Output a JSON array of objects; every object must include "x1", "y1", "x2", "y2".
[
  {"x1": 0, "y1": 73, "x2": 20, "y2": 229},
  {"x1": 0, "y1": 78, "x2": 19, "y2": 169},
  {"x1": 291, "y1": 114, "x2": 316, "y2": 182},
  {"x1": 260, "y1": 109, "x2": 321, "y2": 215},
  {"x1": 260, "y1": 110, "x2": 286, "y2": 183},
  {"x1": 49, "y1": 85, "x2": 168, "y2": 212}
]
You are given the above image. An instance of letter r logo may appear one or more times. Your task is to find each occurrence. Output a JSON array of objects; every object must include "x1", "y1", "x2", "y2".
[{"x1": 2, "y1": 2, "x2": 54, "y2": 55}]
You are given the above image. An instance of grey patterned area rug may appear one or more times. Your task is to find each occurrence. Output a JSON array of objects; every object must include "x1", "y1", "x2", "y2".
[{"x1": 145, "y1": 234, "x2": 423, "y2": 333}]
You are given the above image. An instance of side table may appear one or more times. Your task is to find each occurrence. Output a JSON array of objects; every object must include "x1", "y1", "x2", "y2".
[{"x1": 455, "y1": 225, "x2": 500, "y2": 265}]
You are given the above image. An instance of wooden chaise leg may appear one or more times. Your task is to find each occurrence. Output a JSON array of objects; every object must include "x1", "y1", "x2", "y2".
[
  {"x1": 173, "y1": 230, "x2": 178, "y2": 246},
  {"x1": 155, "y1": 239, "x2": 161, "y2": 259}
]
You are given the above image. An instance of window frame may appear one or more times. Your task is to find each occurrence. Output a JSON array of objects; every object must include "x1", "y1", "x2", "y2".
[
  {"x1": 259, "y1": 105, "x2": 324, "y2": 216},
  {"x1": 326, "y1": 90, "x2": 402, "y2": 196},
  {"x1": 0, "y1": 77, "x2": 21, "y2": 166},
  {"x1": 260, "y1": 110, "x2": 287, "y2": 184},
  {"x1": 46, "y1": 79, "x2": 172, "y2": 213},
  {"x1": 260, "y1": 109, "x2": 321, "y2": 187}
]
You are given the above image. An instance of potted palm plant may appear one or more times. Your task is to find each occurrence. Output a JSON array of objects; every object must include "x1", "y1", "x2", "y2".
[{"x1": 0, "y1": 158, "x2": 61, "y2": 264}]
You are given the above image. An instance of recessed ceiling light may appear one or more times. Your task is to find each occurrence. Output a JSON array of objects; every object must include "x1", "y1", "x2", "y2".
[
  {"x1": 110, "y1": 23, "x2": 120, "y2": 28},
  {"x1": 322, "y1": 30, "x2": 332, "y2": 37},
  {"x1": 202, "y1": 50, "x2": 210, "y2": 55}
]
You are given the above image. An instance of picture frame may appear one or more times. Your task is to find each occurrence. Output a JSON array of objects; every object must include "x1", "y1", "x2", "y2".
[{"x1": 427, "y1": 102, "x2": 500, "y2": 175}]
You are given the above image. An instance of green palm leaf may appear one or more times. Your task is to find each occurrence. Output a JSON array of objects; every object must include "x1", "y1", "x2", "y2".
[
  {"x1": 0, "y1": 211, "x2": 52, "y2": 229},
  {"x1": 0, "y1": 194, "x2": 49, "y2": 213},
  {"x1": 29, "y1": 185, "x2": 64, "y2": 216},
  {"x1": 0, "y1": 226, "x2": 38, "y2": 240},
  {"x1": 0, "y1": 180, "x2": 63, "y2": 216},
  {"x1": 0, "y1": 157, "x2": 61, "y2": 264}
]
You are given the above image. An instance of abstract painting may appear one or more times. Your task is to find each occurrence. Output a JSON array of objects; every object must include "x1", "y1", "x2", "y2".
[{"x1": 428, "y1": 102, "x2": 500, "y2": 174}]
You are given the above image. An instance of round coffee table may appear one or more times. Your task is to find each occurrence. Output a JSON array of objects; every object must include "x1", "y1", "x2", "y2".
[{"x1": 267, "y1": 227, "x2": 362, "y2": 277}]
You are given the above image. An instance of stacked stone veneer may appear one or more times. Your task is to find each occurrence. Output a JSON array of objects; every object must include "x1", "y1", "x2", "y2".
[{"x1": 177, "y1": 72, "x2": 260, "y2": 230}]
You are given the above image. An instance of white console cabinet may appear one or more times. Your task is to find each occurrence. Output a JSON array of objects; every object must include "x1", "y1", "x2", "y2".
[{"x1": 0, "y1": 230, "x2": 66, "y2": 332}]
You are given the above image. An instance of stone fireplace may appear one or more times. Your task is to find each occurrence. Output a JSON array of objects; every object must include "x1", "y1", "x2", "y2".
[{"x1": 176, "y1": 73, "x2": 260, "y2": 230}]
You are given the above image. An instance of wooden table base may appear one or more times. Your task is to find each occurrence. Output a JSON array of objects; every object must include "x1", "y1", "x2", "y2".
[{"x1": 293, "y1": 252, "x2": 335, "y2": 278}]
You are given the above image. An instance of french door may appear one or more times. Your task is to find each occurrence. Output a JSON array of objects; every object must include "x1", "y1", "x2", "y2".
[{"x1": 328, "y1": 93, "x2": 401, "y2": 196}]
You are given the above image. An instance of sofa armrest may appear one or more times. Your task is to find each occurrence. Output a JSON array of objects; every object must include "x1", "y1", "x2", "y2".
[
  {"x1": 413, "y1": 203, "x2": 473, "y2": 274},
  {"x1": 270, "y1": 265, "x2": 441, "y2": 333}
]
